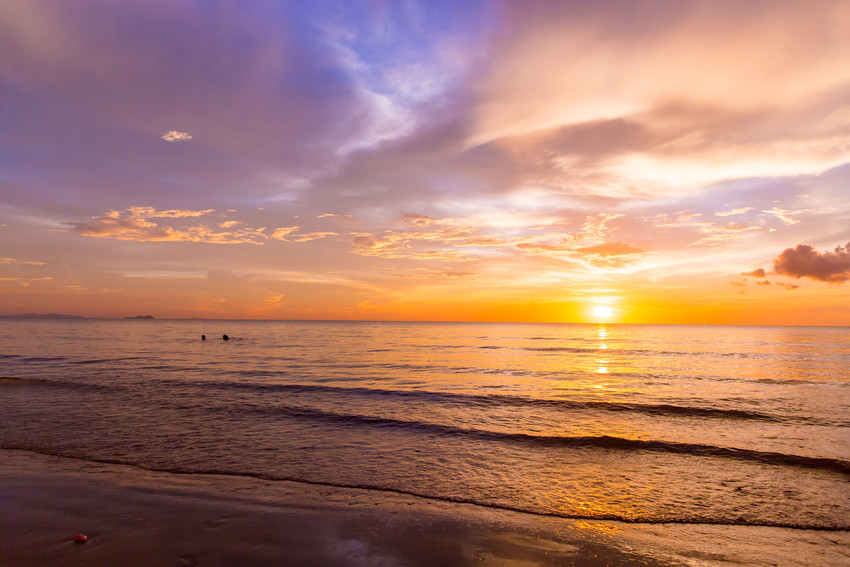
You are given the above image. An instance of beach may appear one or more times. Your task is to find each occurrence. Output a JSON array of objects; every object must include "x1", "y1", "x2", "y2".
[
  {"x1": 1, "y1": 449, "x2": 663, "y2": 567},
  {"x1": 2, "y1": 320, "x2": 849, "y2": 565},
  {"x1": 3, "y1": 449, "x2": 848, "y2": 567}
]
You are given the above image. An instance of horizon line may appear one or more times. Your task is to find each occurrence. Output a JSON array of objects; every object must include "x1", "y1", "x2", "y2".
[{"x1": 0, "y1": 314, "x2": 847, "y2": 328}]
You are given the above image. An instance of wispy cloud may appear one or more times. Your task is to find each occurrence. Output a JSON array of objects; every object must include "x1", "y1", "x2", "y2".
[
  {"x1": 401, "y1": 213, "x2": 438, "y2": 226},
  {"x1": 715, "y1": 207, "x2": 753, "y2": 217},
  {"x1": 269, "y1": 227, "x2": 301, "y2": 241},
  {"x1": 763, "y1": 207, "x2": 803, "y2": 225},
  {"x1": 292, "y1": 232, "x2": 338, "y2": 243},
  {"x1": 394, "y1": 269, "x2": 476, "y2": 279},
  {"x1": 0, "y1": 257, "x2": 48, "y2": 266}
]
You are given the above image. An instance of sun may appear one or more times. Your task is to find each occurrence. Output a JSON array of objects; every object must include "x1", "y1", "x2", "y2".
[{"x1": 593, "y1": 306, "x2": 614, "y2": 319}]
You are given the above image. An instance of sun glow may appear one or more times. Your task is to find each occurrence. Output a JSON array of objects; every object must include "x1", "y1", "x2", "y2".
[{"x1": 593, "y1": 306, "x2": 614, "y2": 319}]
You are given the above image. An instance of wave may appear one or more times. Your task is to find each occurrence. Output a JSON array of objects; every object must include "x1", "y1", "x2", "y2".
[
  {"x1": 5, "y1": 374, "x2": 840, "y2": 426},
  {"x1": 510, "y1": 345, "x2": 768, "y2": 359},
  {"x1": 236, "y1": 404, "x2": 850, "y2": 477},
  {"x1": 72, "y1": 356, "x2": 147, "y2": 365},
  {"x1": 18, "y1": 356, "x2": 70, "y2": 362},
  {"x1": 153, "y1": 380, "x2": 827, "y2": 425},
  {"x1": 4, "y1": 447, "x2": 848, "y2": 531},
  {"x1": 0, "y1": 376, "x2": 111, "y2": 390},
  {"x1": 20, "y1": 374, "x2": 835, "y2": 425},
  {"x1": 0, "y1": 376, "x2": 54, "y2": 386}
]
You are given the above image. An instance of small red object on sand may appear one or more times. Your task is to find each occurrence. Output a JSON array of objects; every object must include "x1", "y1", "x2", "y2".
[{"x1": 74, "y1": 533, "x2": 87, "y2": 543}]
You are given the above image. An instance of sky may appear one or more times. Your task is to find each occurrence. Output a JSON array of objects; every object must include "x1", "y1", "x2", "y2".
[{"x1": 1, "y1": 0, "x2": 849, "y2": 324}]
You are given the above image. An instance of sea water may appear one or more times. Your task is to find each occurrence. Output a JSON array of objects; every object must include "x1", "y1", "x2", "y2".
[{"x1": 1, "y1": 320, "x2": 848, "y2": 531}]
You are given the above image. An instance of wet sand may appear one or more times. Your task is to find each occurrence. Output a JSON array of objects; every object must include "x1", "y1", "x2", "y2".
[{"x1": 1, "y1": 449, "x2": 846, "y2": 566}]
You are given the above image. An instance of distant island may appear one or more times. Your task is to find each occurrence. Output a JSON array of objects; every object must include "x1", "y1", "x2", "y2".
[
  {"x1": 0, "y1": 313, "x2": 84, "y2": 319},
  {"x1": 125, "y1": 315, "x2": 155, "y2": 319}
]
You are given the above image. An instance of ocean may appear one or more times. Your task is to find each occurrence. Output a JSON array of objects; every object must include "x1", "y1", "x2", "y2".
[{"x1": 1, "y1": 319, "x2": 849, "y2": 534}]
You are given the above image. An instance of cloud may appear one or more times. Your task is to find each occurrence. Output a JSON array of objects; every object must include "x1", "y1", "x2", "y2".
[
  {"x1": 124, "y1": 206, "x2": 214, "y2": 218},
  {"x1": 742, "y1": 268, "x2": 767, "y2": 278},
  {"x1": 762, "y1": 207, "x2": 803, "y2": 225},
  {"x1": 161, "y1": 130, "x2": 192, "y2": 142},
  {"x1": 394, "y1": 269, "x2": 476, "y2": 279},
  {"x1": 574, "y1": 242, "x2": 643, "y2": 257},
  {"x1": 462, "y1": 1, "x2": 850, "y2": 200},
  {"x1": 317, "y1": 213, "x2": 351, "y2": 219},
  {"x1": 515, "y1": 242, "x2": 570, "y2": 254},
  {"x1": 270, "y1": 226, "x2": 301, "y2": 241},
  {"x1": 65, "y1": 207, "x2": 267, "y2": 245},
  {"x1": 0, "y1": 257, "x2": 47, "y2": 266},
  {"x1": 401, "y1": 213, "x2": 437, "y2": 226},
  {"x1": 349, "y1": 212, "x2": 643, "y2": 268},
  {"x1": 715, "y1": 207, "x2": 753, "y2": 217},
  {"x1": 3, "y1": 2, "x2": 850, "y2": 322},
  {"x1": 292, "y1": 232, "x2": 338, "y2": 243},
  {"x1": 689, "y1": 221, "x2": 762, "y2": 246},
  {"x1": 264, "y1": 293, "x2": 286, "y2": 304},
  {"x1": 350, "y1": 221, "x2": 495, "y2": 260},
  {"x1": 772, "y1": 242, "x2": 850, "y2": 283},
  {"x1": 514, "y1": 238, "x2": 644, "y2": 270}
]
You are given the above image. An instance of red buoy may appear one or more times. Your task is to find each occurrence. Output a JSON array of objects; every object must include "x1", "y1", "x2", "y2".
[{"x1": 74, "y1": 533, "x2": 87, "y2": 543}]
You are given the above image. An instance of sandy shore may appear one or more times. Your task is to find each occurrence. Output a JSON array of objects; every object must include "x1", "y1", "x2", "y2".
[{"x1": 2, "y1": 449, "x2": 847, "y2": 566}]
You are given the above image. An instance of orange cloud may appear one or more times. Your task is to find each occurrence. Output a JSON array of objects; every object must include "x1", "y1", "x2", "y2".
[
  {"x1": 394, "y1": 269, "x2": 476, "y2": 279},
  {"x1": 292, "y1": 232, "x2": 338, "y2": 242},
  {"x1": 66, "y1": 207, "x2": 266, "y2": 244},
  {"x1": 574, "y1": 241, "x2": 642, "y2": 257},
  {"x1": 350, "y1": 223, "x2": 491, "y2": 260},
  {"x1": 270, "y1": 226, "x2": 300, "y2": 241},
  {"x1": 0, "y1": 257, "x2": 48, "y2": 266}
]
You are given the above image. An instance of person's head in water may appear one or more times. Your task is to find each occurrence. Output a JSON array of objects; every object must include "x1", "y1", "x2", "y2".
[
  {"x1": 222, "y1": 334, "x2": 229, "y2": 341},
  {"x1": 201, "y1": 335, "x2": 206, "y2": 340}
]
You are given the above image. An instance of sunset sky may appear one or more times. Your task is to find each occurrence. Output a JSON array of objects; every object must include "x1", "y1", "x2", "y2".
[{"x1": 2, "y1": 0, "x2": 849, "y2": 324}]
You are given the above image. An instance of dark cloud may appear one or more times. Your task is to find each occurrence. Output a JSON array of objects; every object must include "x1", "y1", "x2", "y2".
[{"x1": 772, "y1": 242, "x2": 850, "y2": 283}]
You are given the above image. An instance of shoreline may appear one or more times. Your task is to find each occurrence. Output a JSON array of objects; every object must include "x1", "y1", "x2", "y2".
[{"x1": 2, "y1": 449, "x2": 848, "y2": 566}]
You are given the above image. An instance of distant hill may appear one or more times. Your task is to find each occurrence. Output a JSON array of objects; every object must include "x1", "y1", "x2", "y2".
[
  {"x1": 0, "y1": 313, "x2": 84, "y2": 319},
  {"x1": 125, "y1": 315, "x2": 155, "y2": 319}
]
